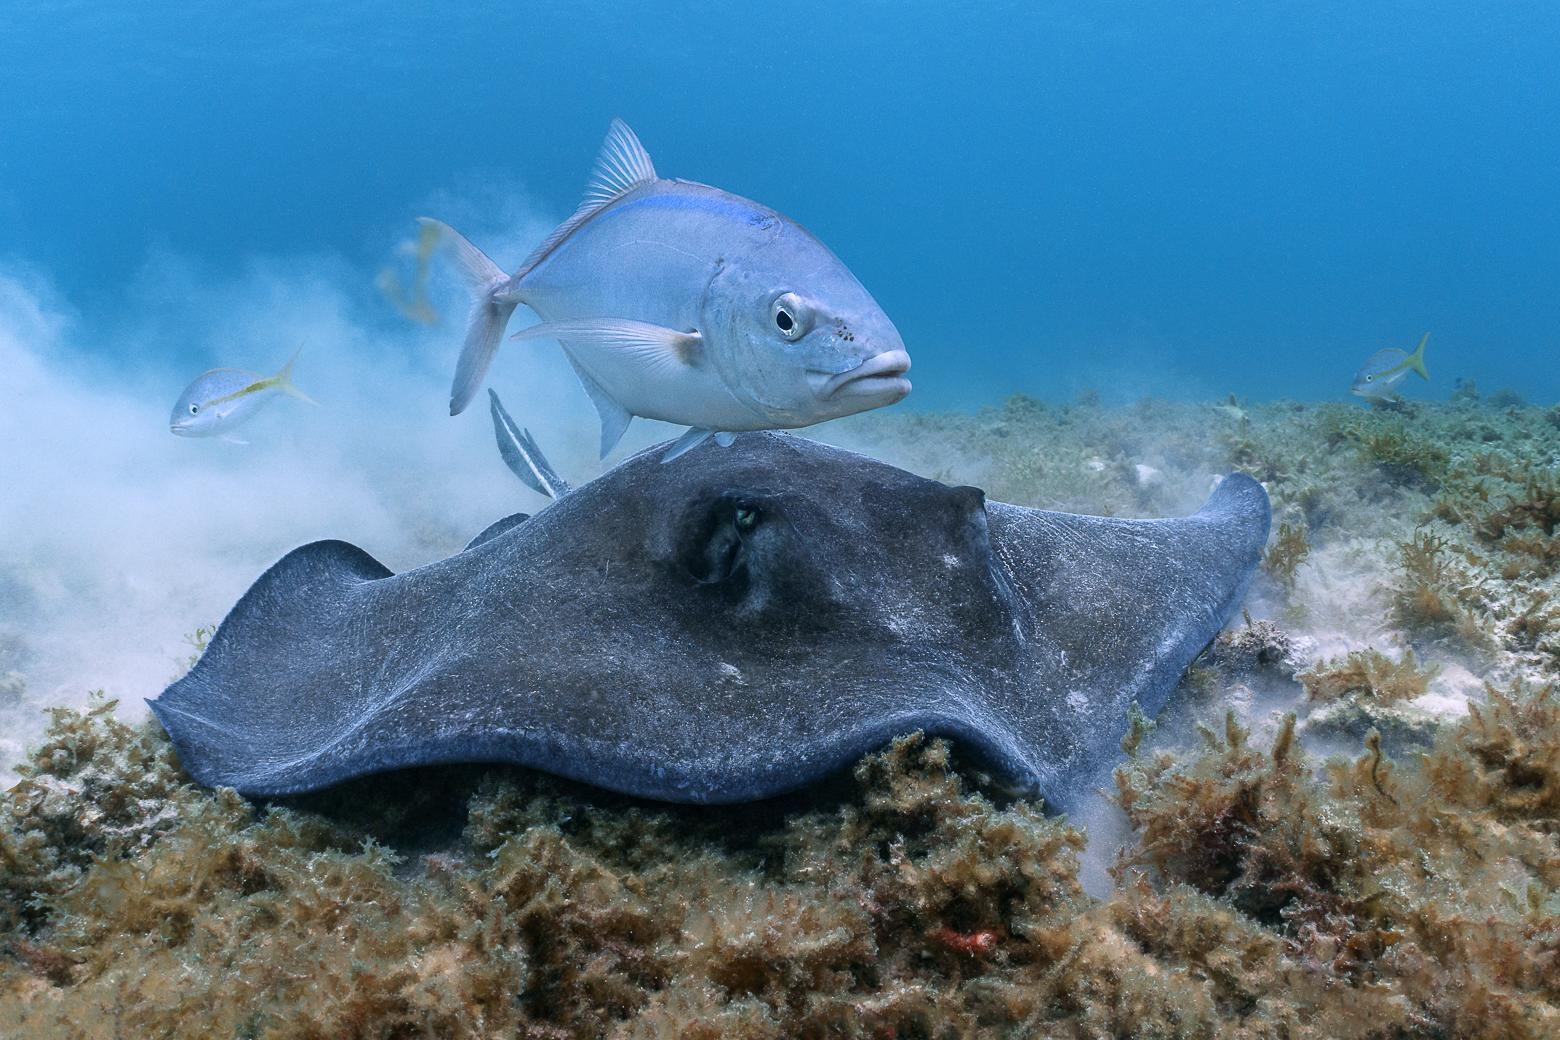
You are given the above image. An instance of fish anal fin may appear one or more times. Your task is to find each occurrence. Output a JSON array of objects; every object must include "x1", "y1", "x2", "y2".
[{"x1": 562, "y1": 357, "x2": 633, "y2": 458}]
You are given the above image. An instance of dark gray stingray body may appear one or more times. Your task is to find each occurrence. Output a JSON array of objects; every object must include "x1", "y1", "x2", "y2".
[{"x1": 150, "y1": 434, "x2": 1270, "y2": 811}]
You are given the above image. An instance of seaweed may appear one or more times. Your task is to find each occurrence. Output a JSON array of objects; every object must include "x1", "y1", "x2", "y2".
[
  {"x1": 0, "y1": 694, "x2": 192, "y2": 934},
  {"x1": 1477, "y1": 467, "x2": 1560, "y2": 541},
  {"x1": 1391, "y1": 527, "x2": 1490, "y2": 646},
  {"x1": 8, "y1": 396, "x2": 1560, "y2": 1037},
  {"x1": 1115, "y1": 682, "x2": 1560, "y2": 1037},
  {"x1": 4, "y1": 685, "x2": 1556, "y2": 1038},
  {"x1": 1315, "y1": 408, "x2": 1450, "y2": 490},
  {"x1": 1423, "y1": 680, "x2": 1560, "y2": 830},
  {"x1": 1470, "y1": 467, "x2": 1560, "y2": 581},
  {"x1": 1262, "y1": 519, "x2": 1311, "y2": 591},
  {"x1": 1360, "y1": 424, "x2": 1450, "y2": 489},
  {"x1": 1297, "y1": 647, "x2": 1438, "y2": 705}
]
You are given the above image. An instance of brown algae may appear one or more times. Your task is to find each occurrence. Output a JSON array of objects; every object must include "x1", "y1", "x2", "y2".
[{"x1": 0, "y1": 681, "x2": 1555, "y2": 1038}]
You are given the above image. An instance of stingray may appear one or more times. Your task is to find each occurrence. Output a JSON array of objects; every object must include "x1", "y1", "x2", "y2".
[{"x1": 150, "y1": 407, "x2": 1270, "y2": 812}]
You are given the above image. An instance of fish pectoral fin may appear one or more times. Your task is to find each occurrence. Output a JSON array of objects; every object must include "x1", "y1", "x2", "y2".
[
  {"x1": 220, "y1": 435, "x2": 250, "y2": 446},
  {"x1": 509, "y1": 319, "x2": 703, "y2": 459},
  {"x1": 511, "y1": 319, "x2": 702, "y2": 369},
  {"x1": 661, "y1": 427, "x2": 713, "y2": 463}
]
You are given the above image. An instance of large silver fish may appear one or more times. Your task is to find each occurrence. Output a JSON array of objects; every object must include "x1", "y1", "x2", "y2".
[{"x1": 421, "y1": 120, "x2": 911, "y2": 460}]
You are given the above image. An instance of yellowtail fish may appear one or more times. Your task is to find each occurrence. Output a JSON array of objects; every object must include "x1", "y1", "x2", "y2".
[
  {"x1": 1352, "y1": 332, "x2": 1429, "y2": 401},
  {"x1": 376, "y1": 220, "x2": 441, "y2": 325},
  {"x1": 170, "y1": 348, "x2": 317, "y2": 443}
]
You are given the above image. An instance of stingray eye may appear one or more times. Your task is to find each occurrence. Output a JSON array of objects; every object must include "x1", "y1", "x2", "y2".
[
  {"x1": 771, "y1": 292, "x2": 808, "y2": 341},
  {"x1": 681, "y1": 494, "x2": 770, "y2": 588},
  {"x1": 189, "y1": 403, "x2": 200, "y2": 415}
]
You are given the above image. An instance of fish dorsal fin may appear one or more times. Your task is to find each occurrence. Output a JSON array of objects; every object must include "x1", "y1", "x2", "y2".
[
  {"x1": 583, "y1": 119, "x2": 657, "y2": 206},
  {"x1": 516, "y1": 120, "x2": 658, "y2": 279}
]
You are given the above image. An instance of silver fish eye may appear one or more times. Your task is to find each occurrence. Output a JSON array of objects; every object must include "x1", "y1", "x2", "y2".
[
  {"x1": 1366, "y1": 375, "x2": 1373, "y2": 382},
  {"x1": 772, "y1": 292, "x2": 807, "y2": 341},
  {"x1": 189, "y1": 403, "x2": 200, "y2": 414}
]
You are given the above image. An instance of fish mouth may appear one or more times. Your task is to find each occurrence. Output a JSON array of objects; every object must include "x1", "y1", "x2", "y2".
[{"x1": 820, "y1": 350, "x2": 913, "y2": 401}]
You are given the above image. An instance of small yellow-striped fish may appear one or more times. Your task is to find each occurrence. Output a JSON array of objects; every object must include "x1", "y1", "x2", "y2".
[
  {"x1": 1352, "y1": 333, "x2": 1429, "y2": 400},
  {"x1": 170, "y1": 348, "x2": 316, "y2": 442}
]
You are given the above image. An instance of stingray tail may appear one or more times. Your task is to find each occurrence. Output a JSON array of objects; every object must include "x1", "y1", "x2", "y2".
[{"x1": 419, "y1": 217, "x2": 521, "y2": 416}]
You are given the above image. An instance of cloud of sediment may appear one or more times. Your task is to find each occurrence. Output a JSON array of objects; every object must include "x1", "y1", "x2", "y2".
[{"x1": 0, "y1": 203, "x2": 656, "y2": 774}]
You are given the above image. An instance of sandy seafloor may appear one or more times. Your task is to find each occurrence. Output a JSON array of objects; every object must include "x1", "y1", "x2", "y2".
[{"x1": 2, "y1": 392, "x2": 1558, "y2": 1037}]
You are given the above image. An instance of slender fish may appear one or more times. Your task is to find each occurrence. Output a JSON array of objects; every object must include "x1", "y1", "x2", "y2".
[{"x1": 421, "y1": 120, "x2": 911, "y2": 461}]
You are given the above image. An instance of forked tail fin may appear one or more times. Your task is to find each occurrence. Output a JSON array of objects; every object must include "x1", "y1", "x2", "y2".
[
  {"x1": 488, "y1": 389, "x2": 572, "y2": 499},
  {"x1": 273, "y1": 345, "x2": 318, "y2": 405},
  {"x1": 1408, "y1": 332, "x2": 1430, "y2": 380},
  {"x1": 418, "y1": 217, "x2": 519, "y2": 415}
]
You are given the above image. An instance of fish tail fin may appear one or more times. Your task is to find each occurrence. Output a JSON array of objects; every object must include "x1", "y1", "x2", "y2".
[
  {"x1": 1409, "y1": 332, "x2": 1430, "y2": 380},
  {"x1": 273, "y1": 345, "x2": 319, "y2": 406},
  {"x1": 418, "y1": 217, "x2": 519, "y2": 416},
  {"x1": 488, "y1": 389, "x2": 572, "y2": 499}
]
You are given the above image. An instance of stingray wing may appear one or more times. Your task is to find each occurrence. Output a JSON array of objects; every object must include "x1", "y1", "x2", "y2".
[
  {"x1": 151, "y1": 540, "x2": 422, "y2": 795},
  {"x1": 978, "y1": 473, "x2": 1271, "y2": 809},
  {"x1": 148, "y1": 462, "x2": 1270, "y2": 809}
]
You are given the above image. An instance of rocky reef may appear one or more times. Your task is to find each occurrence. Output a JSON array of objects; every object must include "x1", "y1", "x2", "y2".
[{"x1": 2, "y1": 395, "x2": 1558, "y2": 1037}]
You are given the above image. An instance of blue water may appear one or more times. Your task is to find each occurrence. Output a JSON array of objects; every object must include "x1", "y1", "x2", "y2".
[{"x1": 3, "y1": 1, "x2": 1558, "y2": 406}]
